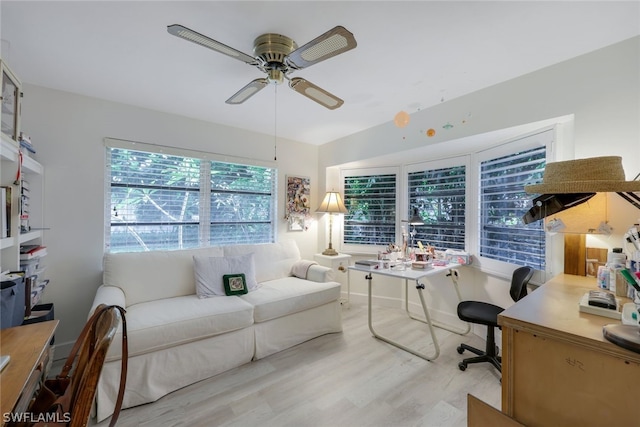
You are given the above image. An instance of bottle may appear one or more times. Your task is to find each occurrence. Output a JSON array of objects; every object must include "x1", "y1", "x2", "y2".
[
  {"x1": 597, "y1": 265, "x2": 609, "y2": 289},
  {"x1": 608, "y1": 248, "x2": 626, "y2": 296}
]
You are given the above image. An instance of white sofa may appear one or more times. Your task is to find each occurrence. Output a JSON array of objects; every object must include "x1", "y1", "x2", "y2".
[{"x1": 90, "y1": 240, "x2": 342, "y2": 422}]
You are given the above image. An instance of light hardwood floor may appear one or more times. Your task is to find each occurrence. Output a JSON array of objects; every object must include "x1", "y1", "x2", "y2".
[{"x1": 90, "y1": 303, "x2": 501, "y2": 427}]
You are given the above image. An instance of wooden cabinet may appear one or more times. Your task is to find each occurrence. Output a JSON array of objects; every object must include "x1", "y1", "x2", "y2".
[{"x1": 499, "y1": 274, "x2": 640, "y2": 426}]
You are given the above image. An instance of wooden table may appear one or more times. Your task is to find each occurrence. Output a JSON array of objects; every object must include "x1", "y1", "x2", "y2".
[
  {"x1": 1, "y1": 320, "x2": 58, "y2": 424},
  {"x1": 499, "y1": 274, "x2": 640, "y2": 426}
]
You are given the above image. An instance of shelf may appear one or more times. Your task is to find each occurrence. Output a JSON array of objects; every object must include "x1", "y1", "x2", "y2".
[
  {"x1": 1, "y1": 134, "x2": 42, "y2": 175},
  {"x1": 1, "y1": 133, "x2": 19, "y2": 162},
  {"x1": 22, "y1": 155, "x2": 43, "y2": 175},
  {"x1": 19, "y1": 230, "x2": 42, "y2": 244},
  {"x1": 1, "y1": 236, "x2": 16, "y2": 250}
]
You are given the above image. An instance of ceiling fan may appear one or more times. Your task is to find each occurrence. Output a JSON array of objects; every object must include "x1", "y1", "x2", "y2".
[{"x1": 167, "y1": 24, "x2": 357, "y2": 110}]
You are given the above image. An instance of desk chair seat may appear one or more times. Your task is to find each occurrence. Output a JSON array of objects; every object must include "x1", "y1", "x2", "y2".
[{"x1": 456, "y1": 266, "x2": 534, "y2": 374}]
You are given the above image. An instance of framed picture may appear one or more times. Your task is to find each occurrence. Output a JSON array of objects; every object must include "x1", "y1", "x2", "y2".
[
  {"x1": 288, "y1": 213, "x2": 305, "y2": 231},
  {"x1": 1, "y1": 60, "x2": 22, "y2": 143},
  {"x1": 285, "y1": 175, "x2": 311, "y2": 230}
]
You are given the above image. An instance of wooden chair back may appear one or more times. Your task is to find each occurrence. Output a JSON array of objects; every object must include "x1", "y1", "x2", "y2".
[{"x1": 67, "y1": 304, "x2": 120, "y2": 427}]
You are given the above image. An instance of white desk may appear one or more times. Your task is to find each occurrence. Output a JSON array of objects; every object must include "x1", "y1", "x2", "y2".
[{"x1": 349, "y1": 263, "x2": 469, "y2": 361}]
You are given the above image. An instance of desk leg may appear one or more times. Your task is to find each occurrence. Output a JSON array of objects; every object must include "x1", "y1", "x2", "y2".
[
  {"x1": 405, "y1": 268, "x2": 471, "y2": 336},
  {"x1": 367, "y1": 273, "x2": 440, "y2": 361}
]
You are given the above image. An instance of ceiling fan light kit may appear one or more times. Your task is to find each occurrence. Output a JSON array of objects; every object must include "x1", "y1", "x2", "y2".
[{"x1": 167, "y1": 24, "x2": 356, "y2": 109}]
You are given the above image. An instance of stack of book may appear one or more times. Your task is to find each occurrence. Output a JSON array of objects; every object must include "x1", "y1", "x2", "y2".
[
  {"x1": 1, "y1": 186, "x2": 10, "y2": 238},
  {"x1": 20, "y1": 178, "x2": 30, "y2": 233},
  {"x1": 354, "y1": 260, "x2": 380, "y2": 270},
  {"x1": 19, "y1": 133, "x2": 36, "y2": 157},
  {"x1": 20, "y1": 244, "x2": 47, "y2": 260},
  {"x1": 411, "y1": 261, "x2": 432, "y2": 270}
]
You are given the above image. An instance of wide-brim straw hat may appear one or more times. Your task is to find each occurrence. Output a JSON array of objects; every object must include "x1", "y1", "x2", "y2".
[{"x1": 524, "y1": 156, "x2": 640, "y2": 194}]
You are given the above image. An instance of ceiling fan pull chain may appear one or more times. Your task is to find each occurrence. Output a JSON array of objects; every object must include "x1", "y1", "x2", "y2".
[{"x1": 274, "y1": 84, "x2": 278, "y2": 161}]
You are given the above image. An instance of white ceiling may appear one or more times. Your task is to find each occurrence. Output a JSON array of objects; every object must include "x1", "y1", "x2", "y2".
[{"x1": 1, "y1": 1, "x2": 639, "y2": 145}]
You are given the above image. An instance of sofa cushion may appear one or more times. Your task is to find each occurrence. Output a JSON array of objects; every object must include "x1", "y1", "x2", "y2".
[
  {"x1": 193, "y1": 253, "x2": 258, "y2": 297},
  {"x1": 223, "y1": 240, "x2": 300, "y2": 283},
  {"x1": 105, "y1": 294, "x2": 254, "y2": 361},
  {"x1": 239, "y1": 276, "x2": 341, "y2": 323},
  {"x1": 103, "y1": 246, "x2": 224, "y2": 306}
]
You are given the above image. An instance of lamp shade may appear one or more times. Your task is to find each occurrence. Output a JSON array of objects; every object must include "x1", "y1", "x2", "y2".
[
  {"x1": 317, "y1": 192, "x2": 348, "y2": 214},
  {"x1": 408, "y1": 208, "x2": 424, "y2": 225}
]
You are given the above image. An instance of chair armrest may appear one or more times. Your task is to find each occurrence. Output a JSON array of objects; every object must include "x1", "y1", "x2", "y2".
[
  {"x1": 306, "y1": 265, "x2": 335, "y2": 283},
  {"x1": 89, "y1": 285, "x2": 126, "y2": 318}
]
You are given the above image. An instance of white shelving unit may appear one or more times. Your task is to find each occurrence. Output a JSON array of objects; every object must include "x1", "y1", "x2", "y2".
[
  {"x1": 1, "y1": 59, "x2": 48, "y2": 314},
  {"x1": 1, "y1": 135, "x2": 45, "y2": 268}
]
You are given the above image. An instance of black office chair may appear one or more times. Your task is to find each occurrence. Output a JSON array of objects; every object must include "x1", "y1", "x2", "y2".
[{"x1": 456, "y1": 266, "x2": 534, "y2": 373}]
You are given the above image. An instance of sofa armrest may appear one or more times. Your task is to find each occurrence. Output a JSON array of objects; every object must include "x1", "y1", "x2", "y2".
[
  {"x1": 89, "y1": 285, "x2": 127, "y2": 317},
  {"x1": 306, "y1": 264, "x2": 335, "y2": 283}
]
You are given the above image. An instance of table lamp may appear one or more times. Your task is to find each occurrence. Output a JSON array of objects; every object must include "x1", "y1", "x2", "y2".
[
  {"x1": 317, "y1": 191, "x2": 348, "y2": 256},
  {"x1": 401, "y1": 207, "x2": 424, "y2": 253}
]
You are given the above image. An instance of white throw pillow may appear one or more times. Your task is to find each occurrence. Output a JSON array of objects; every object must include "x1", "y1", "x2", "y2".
[{"x1": 193, "y1": 253, "x2": 259, "y2": 298}]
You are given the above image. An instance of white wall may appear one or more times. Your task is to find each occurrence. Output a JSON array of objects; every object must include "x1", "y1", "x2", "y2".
[
  {"x1": 322, "y1": 37, "x2": 640, "y2": 335},
  {"x1": 20, "y1": 86, "x2": 320, "y2": 355},
  {"x1": 320, "y1": 36, "x2": 639, "y2": 176}
]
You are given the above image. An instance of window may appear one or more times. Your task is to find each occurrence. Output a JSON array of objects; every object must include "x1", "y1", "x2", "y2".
[
  {"x1": 335, "y1": 123, "x2": 561, "y2": 275},
  {"x1": 478, "y1": 143, "x2": 547, "y2": 270},
  {"x1": 408, "y1": 164, "x2": 466, "y2": 251},
  {"x1": 343, "y1": 171, "x2": 397, "y2": 246},
  {"x1": 106, "y1": 143, "x2": 276, "y2": 253}
]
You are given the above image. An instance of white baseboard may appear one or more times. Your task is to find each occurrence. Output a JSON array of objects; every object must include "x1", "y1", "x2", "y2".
[{"x1": 52, "y1": 340, "x2": 74, "y2": 361}]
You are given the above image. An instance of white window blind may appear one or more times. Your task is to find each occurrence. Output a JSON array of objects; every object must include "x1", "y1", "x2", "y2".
[
  {"x1": 408, "y1": 164, "x2": 466, "y2": 251},
  {"x1": 209, "y1": 161, "x2": 276, "y2": 246},
  {"x1": 106, "y1": 146, "x2": 276, "y2": 252},
  {"x1": 479, "y1": 145, "x2": 546, "y2": 269},
  {"x1": 343, "y1": 173, "x2": 397, "y2": 246}
]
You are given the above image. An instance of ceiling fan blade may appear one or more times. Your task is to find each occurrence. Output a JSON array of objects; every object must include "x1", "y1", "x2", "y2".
[
  {"x1": 289, "y1": 78, "x2": 344, "y2": 110},
  {"x1": 167, "y1": 24, "x2": 259, "y2": 66},
  {"x1": 286, "y1": 26, "x2": 357, "y2": 70},
  {"x1": 226, "y1": 78, "x2": 270, "y2": 104}
]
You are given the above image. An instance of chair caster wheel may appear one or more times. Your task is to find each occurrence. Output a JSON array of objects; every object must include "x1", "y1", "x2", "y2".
[
  {"x1": 458, "y1": 362, "x2": 467, "y2": 371},
  {"x1": 456, "y1": 346, "x2": 464, "y2": 354}
]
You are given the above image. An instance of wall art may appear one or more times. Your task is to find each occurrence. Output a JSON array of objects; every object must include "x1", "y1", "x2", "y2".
[{"x1": 285, "y1": 175, "x2": 311, "y2": 231}]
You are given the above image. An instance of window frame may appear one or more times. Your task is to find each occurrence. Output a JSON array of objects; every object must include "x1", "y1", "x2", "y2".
[
  {"x1": 104, "y1": 138, "x2": 277, "y2": 253},
  {"x1": 404, "y1": 155, "x2": 471, "y2": 252},
  {"x1": 471, "y1": 128, "x2": 555, "y2": 275},
  {"x1": 340, "y1": 166, "x2": 400, "y2": 254}
]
